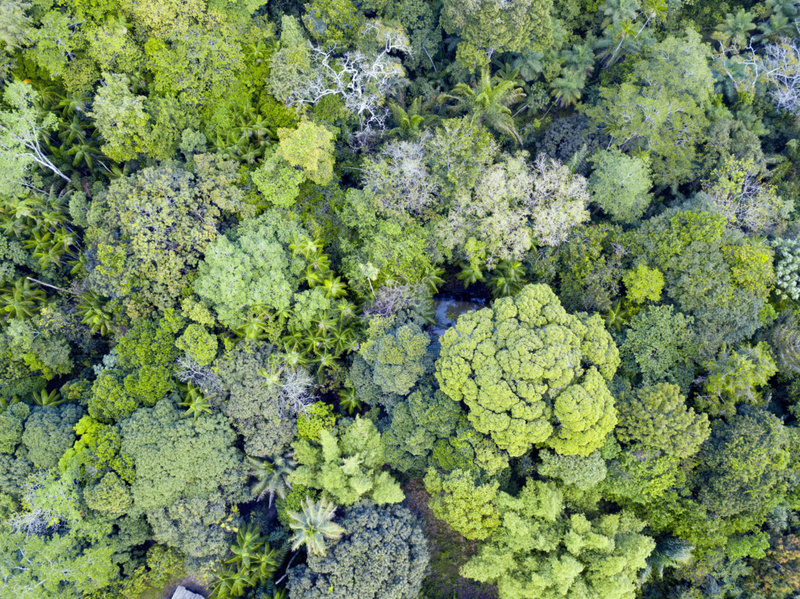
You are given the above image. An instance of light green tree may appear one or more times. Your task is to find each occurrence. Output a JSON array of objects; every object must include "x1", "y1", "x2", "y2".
[
  {"x1": 276, "y1": 120, "x2": 335, "y2": 186},
  {"x1": 193, "y1": 210, "x2": 307, "y2": 328},
  {"x1": 698, "y1": 342, "x2": 778, "y2": 417},
  {"x1": 175, "y1": 324, "x2": 218, "y2": 367},
  {"x1": 435, "y1": 284, "x2": 619, "y2": 457},
  {"x1": 537, "y1": 449, "x2": 607, "y2": 491},
  {"x1": 90, "y1": 72, "x2": 158, "y2": 162},
  {"x1": 290, "y1": 415, "x2": 405, "y2": 505},
  {"x1": 460, "y1": 480, "x2": 655, "y2": 599},
  {"x1": 423, "y1": 468, "x2": 500, "y2": 540},
  {"x1": 622, "y1": 264, "x2": 664, "y2": 305}
]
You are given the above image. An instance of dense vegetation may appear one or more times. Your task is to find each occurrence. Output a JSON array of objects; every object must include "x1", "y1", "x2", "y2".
[{"x1": 2, "y1": 0, "x2": 800, "y2": 597}]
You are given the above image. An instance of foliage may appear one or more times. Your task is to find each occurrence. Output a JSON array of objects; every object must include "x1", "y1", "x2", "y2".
[
  {"x1": 297, "y1": 401, "x2": 337, "y2": 441},
  {"x1": 436, "y1": 284, "x2": 619, "y2": 457},
  {"x1": 773, "y1": 237, "x2": 800, "y2": 301},
  {"x1": 176, "y1": 324, "x2": 218, "y2": 367},
  {"x1": 705, "y1": 157, "x2": 792, "y2": 235},
  {"x1": 382, "y1": 384, "x2": 463, "y2": 474},
  {"x1": 247, "y1": 453, "x2": 296, "y2": 506},
  {"x1": 290, "y1": 416, "x2": 404, "y2": 505},
  {"x1": 286, "y1": 502, "x2": 429, "y2": 599},
  {"x1": 276, "y1": 120, "x2": 335, "y2": 186},
  {"x1": 620, "y1": 305, "x2": 696, "y2": 387},
  {"x1": 21, "y1": 403, "x2": 85, "y2": 469},
  {"x1": 536, "y1": 449, "x2": 607, "y2": 491},
  {"x1": 587, "y1": 31, "x2": 714, "y2": 185},
  {"x1": 87, "y1": 158, "x2": 245, "y2": 313},
  {"x1": 441, "y1": 0, "x2": 553, "y2": 68},
  {"x1": 212, "y1": 343, "x2": 301, "y2": 458}
]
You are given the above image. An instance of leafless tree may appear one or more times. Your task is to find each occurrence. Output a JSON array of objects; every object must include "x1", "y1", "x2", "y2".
[{"x1": 287, "y1": 22, "x2": 411, "y2": 146}]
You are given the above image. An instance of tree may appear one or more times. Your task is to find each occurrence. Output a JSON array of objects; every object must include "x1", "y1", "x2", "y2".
[
  {"x1": 193, "y1": 210, "x2": 306, "y2": 328},
  {"x1": 537, "y1": 449, "x2": 607, "y2": 491},
  {"x1": 586, "y1": 31, "x2": 714, "y2": 185},
  {"x1": 423, "y1": 468, "x2": 500, "y2": 540},
  {"x1": 704, "y1": 157, "x2": 792, "y2": 235},
  {"x1": 440, "y1": 0, "x2": 553, "y2": 68},
  {"x1": 0, "y1": 471, "x2": 145, "y2": 598},
  {"x1": 615, "y1": 383, "x2": 710, "y2": 459},
  {"x1": 435, "y1": 284, "x2": 619, "y2": 457},
  {"x1": 90, "y1": 72, "x2": 164, "y2": 162},
  {"x1": 175, "y1": 323, "x2": 218, "y2": 367},
  {"x1": 290, "y1": 416, "x2": 404, "y2": 505},
  {"x1": 286, "y1": 502, "x2": 429, "y2": 599},
  {"x1": 212, "y1": 343, "x2": 301, "y2": 458},
  {"x1": 697, "y1": 342, "x2": 778, "y2": 417},
  {"x1": 86, "y1": 156, "x2": 246, "y2": 314},
  {"x1": 276, "y1": 119, "x2": 335, "y2": 185},
  {"x1": 460, "y1": 480, "x2": 655, "y2": 599},
  {"x1": 119, "y1": 397, "x2": 247, "y2": 515},
  {"x1": 0, "y1": 81, "x2": 71, "y2": 195},
  {"x1": 359, "y1": 322, "x2": 431, "y2": 395},
  {"x1": 83, "y1": 471, "x2": 133, "y2": 518},
  {"x1": 527, "y1": 155, "x2": 590, "y2": 247},
  {"x1": 444, "y1": 67, "x2": 526, "y2": 144},
  {"x1": 382, "y1": 384, "x2": 463, "y2": 474},
  {"x1": 252, "y1": 148, "x2": 307, "y2": 208},
  {"x1": 21, "y1": 403, "x2": 85, "y2": 470},
  {"x1": 279, "y1": 22, "x2": 411, "y2": 140},
  {"x1": 247, "y1": 453, "x2": 296, "y2": 505},
  {"x1": 693, "y1": 411, "x2": 790, "y2": 524},
  {"x1": 362, "y1": 137, "x2": 439, "y2": 217},
  {"x1": 620, "y1": 305, "x2": 696, "y2": 387},
  {"x1": 438, "y1": 153, "x2": 533, "y2": 267},
  {"x1": 287, "y1": 496, "x2": 345, "y2": 556},
  {"x1": 588, "y1": 149, "x2": 652, "y2": 223},
  {"x1": 88, "y1": 315, "x2": 180, "y2": 423},
  {"x1": 147, "y1": 493, "x2": 242, "y2": 563},
  {"x1": 622, "y1": 264, "x2": 664, "y2": 305}
]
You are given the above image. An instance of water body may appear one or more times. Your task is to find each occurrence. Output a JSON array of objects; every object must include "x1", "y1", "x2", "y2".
[{"x1": 431, "y1": 297, "x2": 485, "y2": 336}]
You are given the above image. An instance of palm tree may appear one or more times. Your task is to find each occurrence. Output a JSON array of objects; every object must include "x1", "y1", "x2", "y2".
[
  {"x1": 386, "y1": 98, "x2": 439, "y2": 140},
  {"x1": 442, "y1": 67, "x2": 526, "y2": 144},
  {"x1": 639, "y1": 537, "x2": 693, "y2": 584},
  {"x1": 550, "y1": 69, "x2": 586, "y2": 107},
  {"x1": 287, "y1": 497, "x2": 345, "y2": 556},
  {"x1": 0, "y1": 278, "x2": 46, "y2": 320},
  {"x1": 180, "y1": 383, "x2": 212, "y2": 420},
  {"x1": 247, "y1": 454, "x2": 296, "y2": 506},
  {"x1": 713, "y1": 9, "x2": 756, "y2": 48}
]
